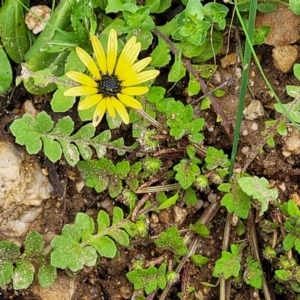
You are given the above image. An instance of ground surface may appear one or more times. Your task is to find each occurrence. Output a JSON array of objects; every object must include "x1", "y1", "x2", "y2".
[{"x1": 1, "y1": 1, "x2": 300, "y2": 300}]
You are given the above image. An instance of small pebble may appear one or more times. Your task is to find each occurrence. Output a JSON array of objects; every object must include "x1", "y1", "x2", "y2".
[
  {"x1": 241, "y1": 146, "x2": 250, "y2": 155},
  {"x1": 251, "y1": 122, "x2": 258, "y2": 131},
  {"x1": 173, "y1": 206, "x2": 187, "y2": 225},
  {"x1": 242, "y1": 129, "x2": 249, "y2": 136},
  {"x1": 207, "y1": 192, "x2": 217, "y2": 203},
  {"x1": 243, "y1": 100, "x2": 264, "y2": 120},
  {"x1": 278, "y1": 182, "x2": 286, "y2": 192},
  {"x1": 25, "y1": 5, "x2": 51, "y2": 34}
]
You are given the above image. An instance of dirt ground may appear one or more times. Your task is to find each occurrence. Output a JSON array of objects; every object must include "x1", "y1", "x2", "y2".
[{"x1": 1, "y1": 1, "x2": 300, "y2": 300}]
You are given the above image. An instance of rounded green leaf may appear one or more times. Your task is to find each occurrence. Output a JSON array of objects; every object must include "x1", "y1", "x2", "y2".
[{"x1": 0, "y1": 47, "x2": 12, "y2": 94}]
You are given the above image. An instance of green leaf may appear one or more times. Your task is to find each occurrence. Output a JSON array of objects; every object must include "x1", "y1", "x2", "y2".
[
  {"x1": 283, "y1": 233, "x2": 296, "y2": 251},
  {"x1": 51, "y1": 88, "x2": 76, "y2": 112},
  {"x1": 156, "y1": 0, "x2": 172, "y2": 13},
  {"x1": 158, "y1": 192, "x2": 179, "y2": 210},
  {"x1": 0, "y1": 261, "x2": 13, "y2": 287},
  {"x1": 23, "y1": 231, "x2": 44, "y2": 258},
  {"x1": 244, "y1": 256, "x2": 263, "y2": 289},
  {"x1": 238, "y1": 176, "x2": 278, "y2": 216},
  {"x1": 112, "y1": 207, "x2": 124, "y2": 225},
  {"x1": 151, "y1": 37, "x2": 171, "y2": 67},
  {"x1": 126, "y1": 265, "x2": 158, "y2": 294},
  {"x1": 191, "y1": 254, "x2": 209, "y2": 267},
  {"x1": 155, "y1": 227, "x2": 188, "y2": 256},
  {"x1": 0, "y1": 241, "x2": 19, "y2": 286},
  {"x1": 51, "y1": 225, "x2": 97, "y2": 271},
  {"x1": 0, "y1": 47, "x2": 12, "y2": 94},
  {"x1": 293, "y1": 63, "x2": 300, "y2": 81},
  {"x1": 205, "y1": 146, "x2": 230, "y2": 170},
  {"x1": 75, "y1": 213, "x2": 95, "y2": 241},
  {"x1": 290, "y1": 0, "x2": 300, "y2": 15},
  {"x1": 213, "y1": 244, "x2": 242, "y2": 279},
  {"x1": 183, "y1": 187, "x2": 198, "y2": 205},
  {"x1": 189, "y1": 221, "x2": 210, "y2": 237},
  {"x1": 221, "y1": 181, "x2": 251, "y2": 219},
  {"x1": 13, "y1": 261, "x2": 34, "y2": 290},
  {"x1": 174, "y1": 159, "x2": 200, "y2": 189},
  {"x1": 0, "y1": 0, "x2": 30, "y2": 63},
  {"x1": 97, "y1": 210, "x2": 110, "y2": 233},
  {"x1": 168, "y1": 53, "x2": 186, "y2": 82},
  {"x1": 108, "y1": 229, "x2": 130, "y2": 246},
  {"x1": 88, "y1": 236, "x2": 117, "y2": 258},
  {"x1": 38, "y1": 265, "x2": 57, "y2": 288},
  {"x1": 275, "y1": 269, "x2": 292, "y2": 281}
]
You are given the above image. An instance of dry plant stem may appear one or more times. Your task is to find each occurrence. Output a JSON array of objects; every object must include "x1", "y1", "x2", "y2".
[
  {"x1": 144, "y1": 252, "x2": 170, "y2": 268},
  {"x1": 153, "y1": 28, "x2": 233, "y2": 139},
  {"x1": 136, "y1": 183, "x2": 181, "y2": 193},
  {"x1": 159, "y1": 202, "x2": 220, "y2": 300},
  {"x1": 131, "y1": 193, "x2": 153, "y2": 222},
  {"x1": 248, "y1": 209, "x2": 271, "y2": 300},
  {"x1": 181, "y1": 262, "x2": 192, "y2": 300},
  {"x1": 136, "y1": 108, "x2": 165, "y2": 130},
  {"x1": 220, "y1": 212, "x2": 233, "y2": 300}
]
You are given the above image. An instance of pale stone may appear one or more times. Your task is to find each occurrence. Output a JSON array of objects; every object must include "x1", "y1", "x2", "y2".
[
  {"x1": 272, "y1": 45, "x2": 298, "y2": 73},
  {"x1": 243, "y1": 100, "x2": 264, "y2": 120},
  {"x1": 25, "y1": 5, "x2": 51, "y2": 34},
  {"x1": 0, "y1": 142, "x2": 53, "y2": 236}
]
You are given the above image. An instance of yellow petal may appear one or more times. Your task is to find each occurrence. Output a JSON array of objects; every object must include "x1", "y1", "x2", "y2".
[
  {"x1": 106, "y1": 96, "x2": 116, "y2": 118},
  {"x1": 93, "y1": 98, "x2": 107, "y2": 127},
  {"x1": 107, "y1": 29, "x2": 118, "y2": 75},
  {"x1": 132, "y1": 57, "x2": 152, "y2": 73},
  {"x1": 112, "y1": 98, "x2": 129, "y2": 124},
  {"x1": 76, "y1": 47, "x2": 100, "y2": 79},
  {"x1": 122, "y1": 70, "x2": 160, "y2": 87},
  {"x1": 91, "y1": 35, "x2": 107, "y2": 75},
  {"x1": 66, "y1": 71, "x2": 98, "y2": 87},
  {"x1": 64, "y1": 86, "x2": 98, "y2": 96},
  {"x1": 117, "y1": 93, "x2": 142, "y2": 109},
  {"x1": 115, "y1": 37, "x2": 141, "y2": 80},
  {"x1": 78, "y1": 94, "x2": 103, "y2": 110},
  {"x1": 121, "y1": 86, "x2": 149, "y2": 95}
]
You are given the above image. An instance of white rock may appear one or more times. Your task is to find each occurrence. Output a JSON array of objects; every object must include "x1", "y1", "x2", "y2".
[
  {"x1": 0, "y1": 142, "x2": 53, "y2": 236},
  {"x1": 25, "y1": 5, "x2": 51, "y2": 34},
  {"x1": 243, "y1": 100, "x2": 264, "y2": 120}
]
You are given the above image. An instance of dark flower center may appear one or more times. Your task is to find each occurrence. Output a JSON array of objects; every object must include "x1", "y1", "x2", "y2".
[{"x1": 98, "y1": 74, "x2": 121, "y2": 97}]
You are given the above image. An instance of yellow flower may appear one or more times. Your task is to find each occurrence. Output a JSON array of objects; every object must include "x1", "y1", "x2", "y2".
[{"x1": 64, "y1": 29, "x2": 159, "y2": 126}]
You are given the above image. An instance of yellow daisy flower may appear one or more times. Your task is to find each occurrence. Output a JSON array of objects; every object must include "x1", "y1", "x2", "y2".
[{"x1": 64, "y1": 29, "x2": 159, "y2": 126}]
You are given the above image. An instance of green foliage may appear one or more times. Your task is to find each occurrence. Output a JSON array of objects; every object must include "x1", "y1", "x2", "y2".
[
  {"x1": 0, "y1": 0, "x2": 30, "y2": 63},
  {"x1": 238, "y1": 176, "x2": 278, "y2": 216},
  {"x1": 0, "y1": 231, "x2": 56, "y2": 289},
  {"x1": 155, "y1": 227, "x2": 188, "y2": 256},
  {"x1": 189, "y1": 221, "x2": 210, "y2": 238},
  {"x1": 244, "y1": 256, "x2": 263, "y2": 289},
  {"x1": 77, "y1": 158, "x2": 130, "y2": 197},
  {"x1": 213, "y1": 244, "x2": 242, "y2": 280},
  {"x1": 126, "y1": 262, "x2": 167, "y2": 294},
  {"x1": 282, "y1": 200, "x2": 300, "y2": 254},
  {"x1": 156, "y1": 97, "x2": 205, "y2": 142},
  {"x1": 205, "y1": 146, "x2": 230, "y2": 170},
  {"x1": 10, "y1": 112, "x2": 129, "y2": 166},
  {"x1": 191, "y1": 254, "x2": 209, "y2": 267},
  {"x1": 174, "y1": 158, "x2": 200, "y2": 189},
  {"x1": 51, "y1": 208, "x2": 136, "y2": 270},
  {"x1": 219, "y1": 178, "x2": 251, "y2": 219},
  {"x1": 0, "y1": 47, "x2": 12, "y2": 94}
]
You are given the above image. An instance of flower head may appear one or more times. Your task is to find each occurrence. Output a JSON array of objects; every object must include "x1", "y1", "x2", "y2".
[{"x1": 64, "y1": 29, "x2": 159, "y2": 126}]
